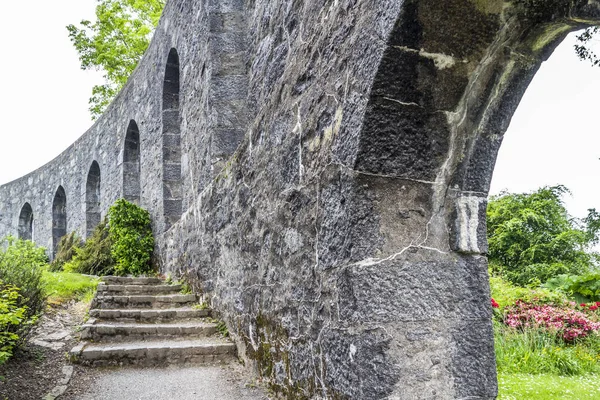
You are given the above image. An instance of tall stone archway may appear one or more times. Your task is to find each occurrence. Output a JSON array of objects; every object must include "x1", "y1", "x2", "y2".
[
  {"x1": 162, "y1": 48, "x2": 181, "y2": 230},
  {"x1": 18, "y1": 202, "x2": 33, "y2": 241},
  {"x1": 52, "y1": 186, "x2": 67, "y2": 259},
  {"x1": 86, "y1": 161, "x2": 101, "y2": 238},
  {"x1": 329, "y1": 2, "x2": 600, "y2": 399},
  {"x1": 123, "y1": 120, "x2": 141, "y2": 204}
]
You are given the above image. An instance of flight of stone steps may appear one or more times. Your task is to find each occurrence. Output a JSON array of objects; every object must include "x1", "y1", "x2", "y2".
[{"x1": 69, "y1": 276, "x2": 236, "y2": 366}]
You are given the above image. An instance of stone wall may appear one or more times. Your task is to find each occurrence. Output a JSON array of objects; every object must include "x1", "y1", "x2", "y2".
[{"x1": 2, "y1": 0, "x2": 600, "y2": 398}]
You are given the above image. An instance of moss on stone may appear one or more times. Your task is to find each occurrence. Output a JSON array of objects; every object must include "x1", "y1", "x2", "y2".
[{"x1": 531, "y1": 23, "x2": 572, "y2": 52}]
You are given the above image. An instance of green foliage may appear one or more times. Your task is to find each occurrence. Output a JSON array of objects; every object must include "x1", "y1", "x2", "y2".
[
  {"x1": 108, "y1": 199, "x2": 155, "y2": 276},
  {"x1": 42, "y1": 271, "x2": 99, "y2": 304},
  {"x1": 490, "y1": 275, "x2": 567, "y2": 309},
  {"x1": 50, "y1": 232, "x2": 82, "y2": 272},
  {"x1": 575, "y1": 27, "x2": 600, "y2": 68},
  {"x1": 498, "y1": 373, "x2": 600, "y2": 399},
  {"x1": 0, "y1": 280, "x2": 28, "y2": 365},
  {"x1": 0, "y1": 238, "x2": 46, "y2": 321},
  {"x1": 545, "y1": 273, "x2": 600, "y2": 303},
  {"x1": 67, "y1": 0, "x2": 165, "y2": 118},
  {"x1": 64, "y1": 218, "x2": 114, "y2": 276},
  {"x1": 487, "y1": 186, "x2": 598, "y2": 286}
]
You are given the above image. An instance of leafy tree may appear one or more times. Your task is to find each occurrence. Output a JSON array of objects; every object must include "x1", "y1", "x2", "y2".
[
  {"x1": 575, "y1": 27, "x2": 600, "y2": 67},
  {"x1": 487, "y1": 186, "x2": 600, "y2": 286},
  {"x1": 67, "y1": 0, "x2": 165, "y2": 118}
]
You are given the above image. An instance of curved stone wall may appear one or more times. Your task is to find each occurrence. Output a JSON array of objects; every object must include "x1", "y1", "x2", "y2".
[
  {"x1": 2, "y1": 0, "x2": 600, "y2": 398},
  {"x1": 0, "y1": 0, "x2": 247, "y2": 251}
]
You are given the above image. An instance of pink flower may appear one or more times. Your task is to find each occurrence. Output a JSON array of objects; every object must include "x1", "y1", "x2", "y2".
[{"x1": 502, "y1": 300, "x2": 600, "y2": 342}]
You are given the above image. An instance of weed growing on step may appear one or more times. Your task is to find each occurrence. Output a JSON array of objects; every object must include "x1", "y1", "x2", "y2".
[
  {"x1": 192, "y1": 301, "x2": 209, "y2": 310},
  {"x1": 208, "y1": 318, "x2": 229, "y2": 337},
  {"x1": 178, "y1": 281, "x2": 192, "y2": 294}
]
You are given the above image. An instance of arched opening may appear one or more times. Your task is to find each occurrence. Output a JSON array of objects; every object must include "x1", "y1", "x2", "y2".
[
  {"x1": 162, "y1": 47, "x2": 182, "y2": 230},
  {"x1": 86, "y1": 161, "x2": 101, "y2": 238},
  {"x1": 52, "y1": 186, "x2": 67, "y2": 259},
  {"x1": 335, "y1": 3, "x2": 600, "y2": 399},
  {"x1": 18, "y1": 202, "x2": 33, "y2": 241},
  {"x1": 123, "y1": 120, "x2": 141, "y2": 204}
]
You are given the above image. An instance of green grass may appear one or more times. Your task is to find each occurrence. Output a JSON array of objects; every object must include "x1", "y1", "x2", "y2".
[
  {"x1": 42, "y1": 270, "x2": 99, "y2": 304},
  {"x1": 498, "y1": 373, "x2": 600, "y2": 399},
  {"x1": 494, "y1": 322, "x2": 600, "y2": 375}
]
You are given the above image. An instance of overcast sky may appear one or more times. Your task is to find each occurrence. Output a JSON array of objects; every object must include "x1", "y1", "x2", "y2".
[
  {"x1": 0, "y1": 0, "x2": 102, "y2": 186},
  {"x1": 489, "y1": 32, "x2": 600, "y2": 218},
  {"x1": 1, "y1": 3, "x2": 600, "y2": 219}
]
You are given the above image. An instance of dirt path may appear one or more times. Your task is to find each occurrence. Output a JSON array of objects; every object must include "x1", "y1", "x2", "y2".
[{"x1": 0, "y1": 301, "x2": 88, "y2": 400}]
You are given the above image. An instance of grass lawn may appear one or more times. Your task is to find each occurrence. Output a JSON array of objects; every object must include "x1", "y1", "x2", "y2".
[
  {"x1": 42, "y1": 270, "x2": 99, "y2": 305},
  {"x1": 498, "y1": 373, "x2": 600, "y2": 399}
]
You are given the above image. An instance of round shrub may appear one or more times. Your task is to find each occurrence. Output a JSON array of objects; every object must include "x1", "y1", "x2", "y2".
[{"x1": 108, "y1": 199, "x2": 154, "y2": 276}]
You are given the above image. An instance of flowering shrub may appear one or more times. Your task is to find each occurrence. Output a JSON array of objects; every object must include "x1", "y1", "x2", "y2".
[
  {"x1": 503, "y1": 300, "x2": 600, "y2": 342},
  {"x1": 492, "y1": 298, "x2": 500, "y2": 308}
]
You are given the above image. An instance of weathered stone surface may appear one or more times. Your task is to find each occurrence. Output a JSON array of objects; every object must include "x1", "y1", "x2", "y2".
[{"x1": 4, "y1": 0, "x2": 600, "y2": 398}]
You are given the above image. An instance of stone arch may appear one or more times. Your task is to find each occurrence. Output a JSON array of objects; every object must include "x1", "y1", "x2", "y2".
[
  {"x1": 86, "y1": 161, "x2": 101, "y2": 238},
  {"x1": 162, "y1": 47, "x2": 182, "y2": 230},
  {"x1": 52, "y1": 185, "x2": 67, "y2": 258},
  {"x1": 18, "y1": 202, "x2": 33, "y2": 241},
  {"x1": 123, "y1": 120, "x2": 141, "y2": 204},
  {"x1": 341, "y1": 2, "x2": 600, "y2": 399}
]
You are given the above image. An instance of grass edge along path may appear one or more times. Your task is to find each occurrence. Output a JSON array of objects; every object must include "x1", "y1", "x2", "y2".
[
  {"x1": 42, "y1": 270, "x2": 99, "y2": 305},
  {"x1": 498, "y1": 373, "x2": 600, "y2": 399}
]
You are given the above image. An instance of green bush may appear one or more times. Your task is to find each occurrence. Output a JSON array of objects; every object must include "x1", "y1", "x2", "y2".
[
  {"x1": 0, "y1": 280, "x2": 28, "y2": 365},
  {"x1": 64, "y1": 217, "x2": 114, "y2": 276},
  {"x1": 0, "y1": 237, "x2": 46, "y2": 320},
  {"x1": 108, "y1": 199, "x2": 155, "y2": 276},
  {"x1": 545, "y1": 273, "x2": 600, "y2": 303},
  {"x1": 50, "y1": 232, "x2": 82, "y2": 272}
]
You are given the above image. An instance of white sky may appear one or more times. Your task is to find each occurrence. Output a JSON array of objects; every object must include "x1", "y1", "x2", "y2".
[
  {"x1": 0, "y1": 4, "x2": 599, "y2": 218},
  {"x1": 0, "y1": 0, "x2": 102, "y2": 185},
  {"x1": 490, "y1": 32, "x2": 600, "y2": 219}
]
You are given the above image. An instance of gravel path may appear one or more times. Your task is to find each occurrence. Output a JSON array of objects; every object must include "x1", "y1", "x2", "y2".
[{"x1": 61, "y1": 364, "x2": 269, "y2": 400}]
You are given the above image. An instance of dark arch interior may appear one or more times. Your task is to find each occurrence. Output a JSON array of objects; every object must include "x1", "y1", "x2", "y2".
[
  {"x1": 123, "y1": 120, "x2": 141, "y2": 204},
  {"x1": 86, "y1": 161, "x2": 101, "y2": 238},
  {"x1": 162, "y1": 47, "x2": 182, "y2": 229},
  {"x1": 52, "y1": 186, "x2": 67, "y2": 258},
  {"x1": 18, "y1": 202, "x2": 33, "y2": 241}
]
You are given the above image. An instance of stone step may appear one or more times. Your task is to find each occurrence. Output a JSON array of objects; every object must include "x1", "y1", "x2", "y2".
[
  {"x1": 89, "y1": 307, "x2": 210, "y2": 322},
  {"x1": 97, "y1": 283, "x2": 183, "y2": 295},
  {"x1": 70, "y1": 338, "x2": 236, "y2": 366},
  {"x1": 101, "y1": 276, "x2": 163, "y2": 285},
  {"x1": 92, "y1": 294, "x2": 198, "y2": 309},
  {"x1": 81, "y1": 321, "x2": 218, "y2": 341}
]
